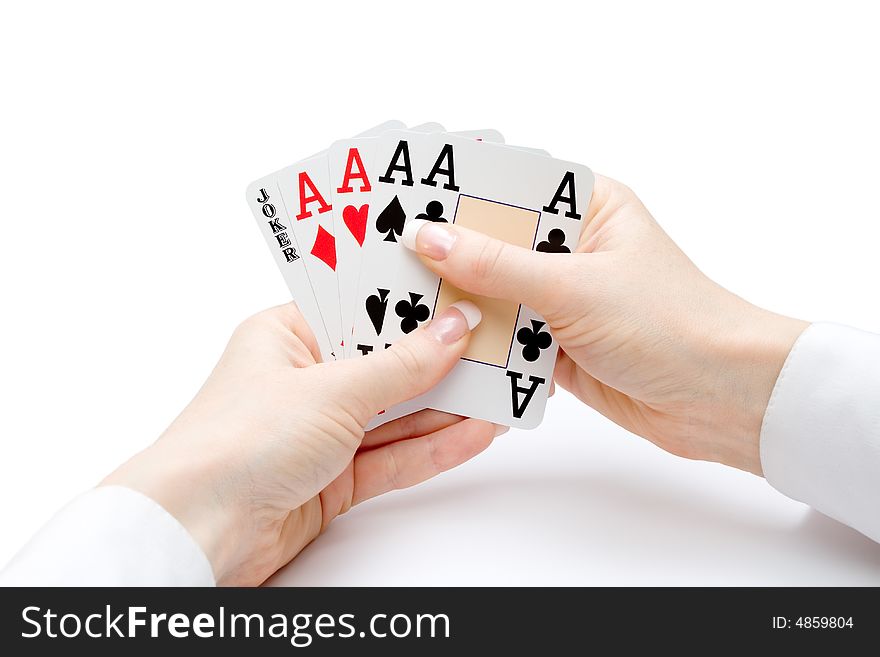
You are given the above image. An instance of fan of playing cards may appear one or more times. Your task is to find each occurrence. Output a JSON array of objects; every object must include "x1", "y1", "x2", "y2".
[{"x1": 246, "y1": 121, "x2": 593, "y2": 429}]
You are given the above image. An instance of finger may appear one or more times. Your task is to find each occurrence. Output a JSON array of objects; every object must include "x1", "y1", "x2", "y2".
[
  {"x1": 361, "y1": 409, "x2": 465, "y2": 449},
  {"x1": 329, "y1": 300, "x2": 482, "y2": 421},
  {"x1": 351, "y1": 418, "x2": 497, "y2": 506},
  {"x1": 554, "y1": 352, "x2": 638, "y2": 432},
  {"x1": 256, "y1": 301, "x2": 324, "y2": 364},
  {"x1": 401, "y1": 219, "x2": 578, "y2": 317},
  {"x1": 229, "y1": 302, "x2": 322, "y2": 369}
]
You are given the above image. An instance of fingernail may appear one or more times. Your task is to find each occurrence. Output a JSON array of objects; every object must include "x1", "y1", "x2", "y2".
[
  {"x1": 426, "y1": 300, "x2": 482, "y2": 344},
  {"x1": 401, "y1": 219, "x2": 427, "y2": 250},
  {"x1": 449, "y1": 300, "x2": 481, "y2": 330},
  {"x1": 402, "y1": 219, "x2": 457, "y2": 260},
  {"x1": 494, "y1": 424, "x2": 510, "y2": 437}
]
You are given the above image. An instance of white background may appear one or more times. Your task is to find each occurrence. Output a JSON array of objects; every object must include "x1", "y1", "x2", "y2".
[{"x1": 1, "y1": 1, "x2": 879, "y2": 584}]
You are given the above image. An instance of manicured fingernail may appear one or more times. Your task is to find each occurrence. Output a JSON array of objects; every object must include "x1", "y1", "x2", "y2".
[
  {"x1": 494, "y1": 425, "x2": 510, "y2": 437},
  {"x1": 449, "y1": 300, "x2": 481, "y2": 330},
  {"x1": 401, "y1": 219, "x2": 427, "y2": 250},
  {"x1": 426, "y1": 300, "x2": 482, "y2": 344},
  {"x1": 402, "y1": 219, "x2": 457, "y2": 260}
]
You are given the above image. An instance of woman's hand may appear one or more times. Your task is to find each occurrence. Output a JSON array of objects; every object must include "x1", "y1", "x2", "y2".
[
  {"x1": 402, "y1": 174, "x2": 808, "y2": 475},
  {"x1": 103, "y1": 301, "x2": 495, "y2": 586}
]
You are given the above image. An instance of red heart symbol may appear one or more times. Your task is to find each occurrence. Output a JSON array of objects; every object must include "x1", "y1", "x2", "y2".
[{"x1": 343, "y1": 204, "x2": 368, "y2": 246}]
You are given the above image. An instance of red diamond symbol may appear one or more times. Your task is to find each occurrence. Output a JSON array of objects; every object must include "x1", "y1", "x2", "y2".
[{"x1": 310, "y1": 225, "x2": 337, "y2": 271}]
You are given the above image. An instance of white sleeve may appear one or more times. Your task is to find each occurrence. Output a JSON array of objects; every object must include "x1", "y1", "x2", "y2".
[
  {"x1": 0, "y1": 485, "x2": 215, "y2": 586},
  {"x1": 760, "y1": 322, "x2": 880, "y2": 543}
]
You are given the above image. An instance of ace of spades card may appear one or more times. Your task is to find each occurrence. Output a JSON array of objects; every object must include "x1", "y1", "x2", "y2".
[
  {"x1": 350, "y1": 129, "x2": 442, "y2": 359},
  {"x1": 353, "y1": 132, "x2": 593, "y2": 429},
  {"x1": 331, "y1": 127, "x2": 506, "y2": 357},
  {"x1": 329, "y1": 125, "x2": 447, "y2": 357}
]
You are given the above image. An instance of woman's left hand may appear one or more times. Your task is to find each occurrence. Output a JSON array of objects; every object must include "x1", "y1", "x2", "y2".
[{"x1": 104, "y1": 301, "x2": 495, "y2": 586}]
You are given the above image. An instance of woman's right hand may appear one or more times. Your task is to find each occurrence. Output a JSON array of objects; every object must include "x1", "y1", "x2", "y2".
[{"x1": 402, "y1": 174, "x2": 808, "y2": 475}]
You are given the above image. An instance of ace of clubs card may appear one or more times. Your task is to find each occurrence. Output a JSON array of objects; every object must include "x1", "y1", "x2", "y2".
[{"x1": 354, "y1": 132, "x2": 593, "y2": 428}]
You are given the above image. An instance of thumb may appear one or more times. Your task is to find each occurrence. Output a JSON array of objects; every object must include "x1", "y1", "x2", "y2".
[
  {"x1": 331, "y1": 300, "x2": 482, "y2": 419},
  {"x1": 401, "y1": 219, "x2": 573, "y2": 316}
]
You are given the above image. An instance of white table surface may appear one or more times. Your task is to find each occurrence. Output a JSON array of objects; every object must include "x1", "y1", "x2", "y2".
[{"x1": 267, "y1": 390, "x2": 880, "y2": 586}]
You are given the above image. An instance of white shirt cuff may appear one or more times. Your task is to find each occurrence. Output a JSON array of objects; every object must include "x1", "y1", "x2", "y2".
[
  {"x1": 760, "y1": 322, "x2": 880, "y2": 543},
  {"x1": 0, "y1": 486, "x2": 215, "y2": 586}
]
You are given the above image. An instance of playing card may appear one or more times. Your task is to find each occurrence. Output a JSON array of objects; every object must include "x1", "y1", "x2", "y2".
[
  {"x1": 328, "y1": 123, "x2": 447, "y2": 358},
  {"x1": 446, "y1": 128, "x2": 504, "y2": 143},
  {"x1": 272, "y1": 152, "x2": 344, "y2": 357},
  {"x1": 328, "y1": 140, "x2": 374, "y2": 357},
  {"x1": 408, "y1": 122, "x2": 445, "y2": 132},
  {"x1": 353, "y1": 132, "x2": 592, "y2": 428},
  {"x1": 331, "y1": 126, "x2": 506, "y2": 357},
  {"x1": 246, "y1": 121, "x2": 404, "y2": 361},
  {"x1": 245, "y1": 181, "x2": 334, "y2": 357},
  {"x1": 508, "y1": 145, "x2": 550, "y2": 156}
]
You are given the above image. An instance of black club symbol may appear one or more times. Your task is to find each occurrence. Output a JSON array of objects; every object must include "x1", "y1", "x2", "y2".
[
  {"x1": 516, "y1": 319, "x2": 552, "y2": 362},
  {"x1": 416, "y1": 200, "x2": 447, "y2": 222},
  {"x1": 395, "y1": 292, "x2": 430, "y2": 334},
  {"x1": 536, "y1": 228, "x2": 571, "y2": 253}
]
